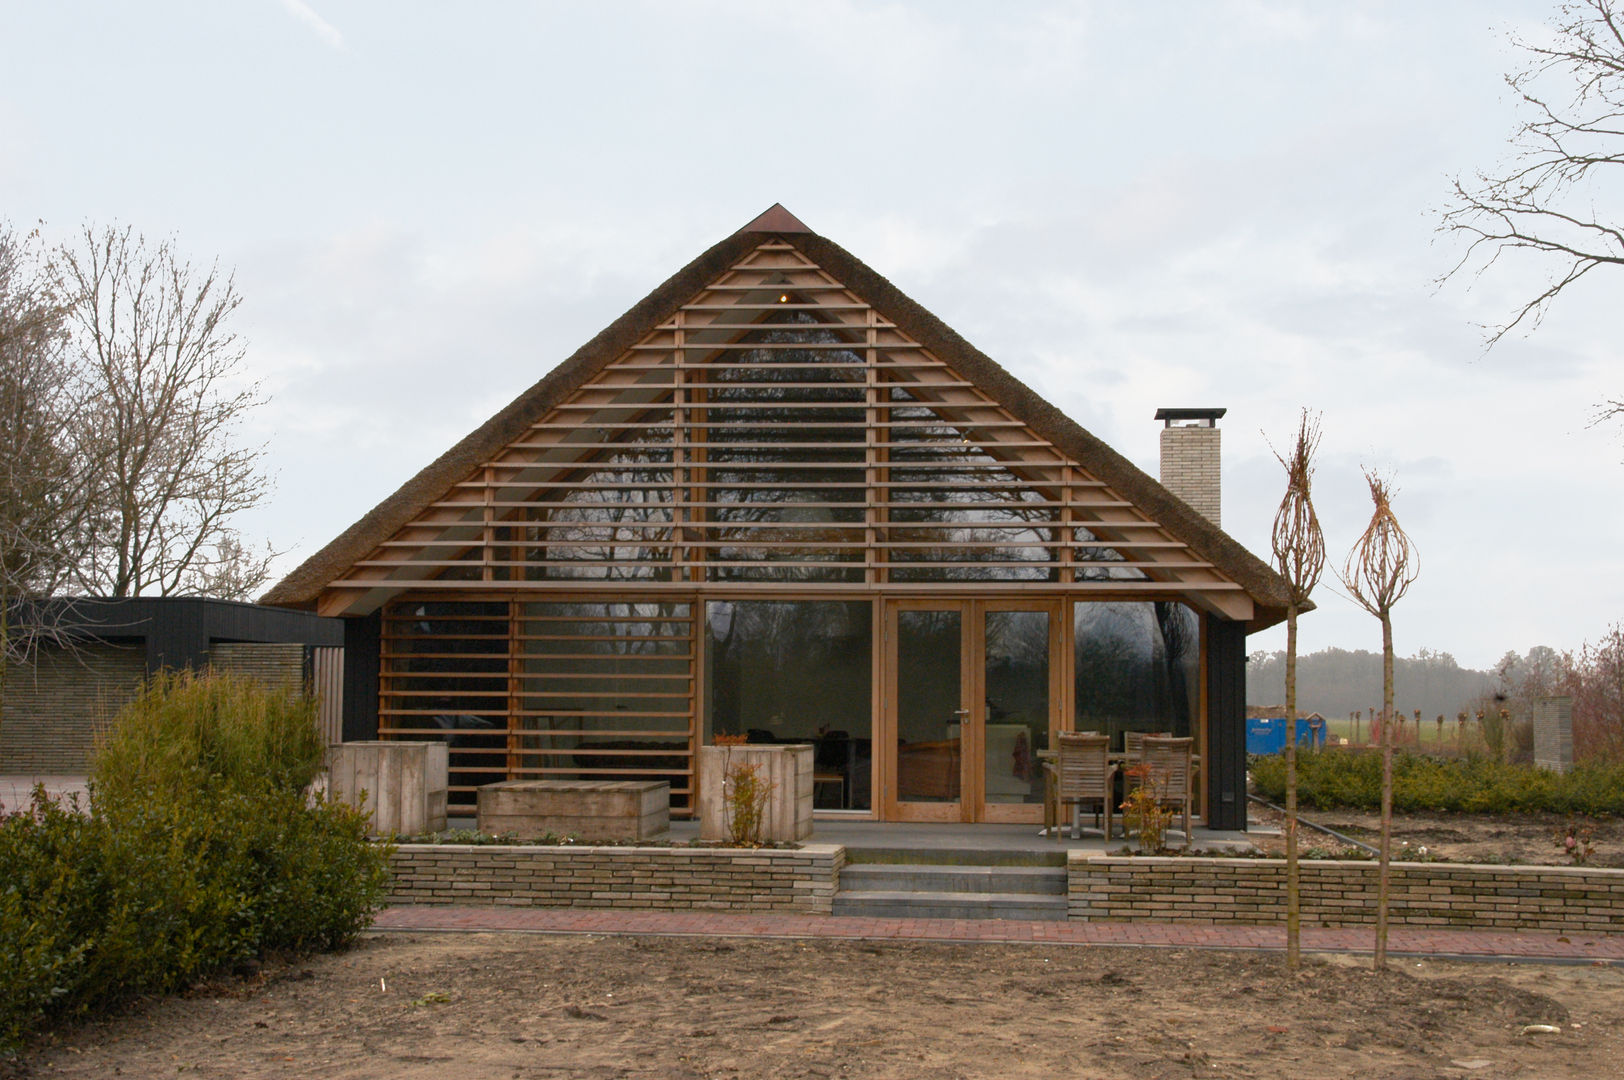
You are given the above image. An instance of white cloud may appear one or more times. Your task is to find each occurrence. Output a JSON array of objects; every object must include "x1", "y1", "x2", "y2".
[{"x1": 279, "y1": 0, "x2": 346, "y2": 50}]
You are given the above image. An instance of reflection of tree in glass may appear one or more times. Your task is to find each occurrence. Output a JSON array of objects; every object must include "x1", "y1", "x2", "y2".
[
  {"x1": 526, "y1": 428, "x2": 674, "y2": 581},
  {"x1": 1073, "y1": 602, "x2": 1196, "y2": 735},
  {"x1": 887, "y1": 387, "x2": 1057, "y2": 582},
  {"x1": 706, "y1": 312, "x2": 866, "y2": 583}
]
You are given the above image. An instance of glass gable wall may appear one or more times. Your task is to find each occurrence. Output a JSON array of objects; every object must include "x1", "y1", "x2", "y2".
[
  {"x1": 705, "y1": 600, "x2": 873, "y2": 810},
  {"x1": 1073, "y1": 601, "x2": 1200, "y2": 748}
]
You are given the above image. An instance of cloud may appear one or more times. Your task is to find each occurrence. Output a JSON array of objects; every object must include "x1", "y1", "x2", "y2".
[{"x1": 279, "y1": 0, "x2": 346, "y2": 50}]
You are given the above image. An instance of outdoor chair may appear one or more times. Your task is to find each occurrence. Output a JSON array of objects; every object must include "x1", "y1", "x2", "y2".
[
  {"x1": 1122, "y1": 730, "x2": 1171, "y2": 784},
  {"x1": 1138, "y1": 735, "x2": 1196, "y2": 846},
  {"x1": 1048, "y1": 732, "x2": 1117, "y2": 841}
]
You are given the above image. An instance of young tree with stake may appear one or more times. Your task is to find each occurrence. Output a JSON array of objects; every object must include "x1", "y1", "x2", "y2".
[
  {"x1": 1341, "y1": 472, "x2": 1419, "y2": 971},
  {"x1": 1270, "y1": 410, "x2": 1325, "y2": 971}
]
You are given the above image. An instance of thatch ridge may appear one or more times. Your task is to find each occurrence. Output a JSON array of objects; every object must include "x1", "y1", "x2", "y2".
[{"x1": 263, "y1": 215, "x2": 1297, "y2": 630}]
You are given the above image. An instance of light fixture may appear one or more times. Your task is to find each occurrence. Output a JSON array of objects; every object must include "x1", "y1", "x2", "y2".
[{"x1": 778, "y1": 294, "x2": 789, "y2": 303}]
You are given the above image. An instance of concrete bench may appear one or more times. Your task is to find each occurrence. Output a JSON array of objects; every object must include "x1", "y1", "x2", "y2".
[{"x1": 476, "y1": 780, "x2": 670, "y2": 842}]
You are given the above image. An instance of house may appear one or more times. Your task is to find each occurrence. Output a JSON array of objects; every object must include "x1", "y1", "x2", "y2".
[{"x1": 262, "y1": 205, "x2": 1298, "y2": 829}]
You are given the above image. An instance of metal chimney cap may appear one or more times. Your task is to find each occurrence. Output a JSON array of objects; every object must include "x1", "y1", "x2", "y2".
[{"x1": 1155, "y1": 407, "x2": 1226, "y2": 427}]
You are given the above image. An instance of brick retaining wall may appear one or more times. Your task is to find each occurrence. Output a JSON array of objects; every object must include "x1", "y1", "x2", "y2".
[
  {"x1": 388, "y1": 843, "x2": 845, "y2": 914},
  {"x1": 1069, "y1": 855, "x2": 1624, "y2": 934}
]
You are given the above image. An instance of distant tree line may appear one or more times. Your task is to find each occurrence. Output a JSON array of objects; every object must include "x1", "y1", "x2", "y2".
[
  {"x1": 1247, "y1": 645, "x2": 1493, "y2": 726},
  {"x1": 1249, "y1": 632, "x2": 1624, "y2": 764}
]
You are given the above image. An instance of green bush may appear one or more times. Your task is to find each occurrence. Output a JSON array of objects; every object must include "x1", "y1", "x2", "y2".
[
  {"x1": 1, "y1": 673, "x2": 392, "y2": 1054},
  {"x1": 0, "y1": 791, "x2": 102, "y2": 1049},
  {"x1": 1251, "y1": 748, "x2": 1624, "y2": 815},
  {"x1": 90, "y1": 668, "x2": 325, "y2": 802}
]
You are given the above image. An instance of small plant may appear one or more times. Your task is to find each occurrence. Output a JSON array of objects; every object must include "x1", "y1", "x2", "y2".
[
  {"x1": 1120, "y1": 783, "x2": 1173, "y2": 854},
  {"x1": 723, "y1": 761, "x2": 774, "y2": 846},
  {"x1": 713, "y1": 732, "x2": 749, "y2": 746},
  {"x1": 1555, "y1": 820, "x2": 1597, "y2": 865}
]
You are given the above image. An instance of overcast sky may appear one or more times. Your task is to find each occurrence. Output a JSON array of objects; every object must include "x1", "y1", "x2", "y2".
[{"x1": 3, "y1": 1, "x2": 1619, "y2": 671}]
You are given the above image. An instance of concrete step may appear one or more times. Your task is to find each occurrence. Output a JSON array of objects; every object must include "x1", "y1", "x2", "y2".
[
  {"x1": 839, "y1": 863, "x2": 1066, "y2": 896},
  {"x1": 842, "y1": 846, "x2": 1067, "y2": 868},
  {"x1": 832, "y1": 889, "x2": 1068, "y2": 921}
]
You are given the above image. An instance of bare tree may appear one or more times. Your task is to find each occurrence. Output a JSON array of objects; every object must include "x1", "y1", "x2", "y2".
[
  {"x1": 0, "y1": 225, "x2": 102, "y2": 718},
  {"x1": 1340, "y1": 472, "x2": 1420, "y2": 971},
  {"x1": 1269, "y1": 409, "x2": 1325, "y2": 972},
  {"x1": 1440, "y1": 1, "x2": 1624, "y2": 356},
  {"x1": 59, "y1": 225, "x2": 274, "y2": 599}
]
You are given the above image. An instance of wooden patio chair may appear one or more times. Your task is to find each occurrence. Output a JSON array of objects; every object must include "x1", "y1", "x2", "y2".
[
  {"x1": 1122, "y1": 730, "x2": 1171, "y2": 783},
  {"x1": 1139, "y1": 735, "x2": 1196, "y2": 846},
  {"x1": 1048, "y1": 732, "x2": 1117, "y2": 841}
]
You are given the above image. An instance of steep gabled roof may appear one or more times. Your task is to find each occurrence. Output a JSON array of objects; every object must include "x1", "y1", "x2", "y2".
[{"x1": 263, "y1": 204, "x2": 1297, "y2": 631}]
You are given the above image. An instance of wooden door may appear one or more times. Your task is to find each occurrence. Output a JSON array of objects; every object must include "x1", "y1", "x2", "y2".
[{"x1": 883, "y1": 599, "x2": 1060, "y2": 823}]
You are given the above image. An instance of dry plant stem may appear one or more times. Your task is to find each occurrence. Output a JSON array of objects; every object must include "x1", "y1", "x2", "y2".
[
  {"x1": 1285, "y1": 606, "x2": 1300, "y2": 969},
  {"x1": 1270, "y1": 409, "x2": 1324, "y2": 973},
  {"x1": 1338, "y1": 470, "x2": 1417, "y2": 974},
  {"x1": 1378, "y1": 614, "x2": 1395, "y2": 971}
]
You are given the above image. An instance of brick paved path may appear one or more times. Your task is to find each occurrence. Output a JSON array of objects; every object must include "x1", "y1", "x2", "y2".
[{"x1": 373, "y1": 905, "x2": 1624, "y2": 964}]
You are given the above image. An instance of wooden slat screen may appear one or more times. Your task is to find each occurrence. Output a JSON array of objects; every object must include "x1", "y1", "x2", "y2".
[
  {"x1": 379, "y1": 598, "x2": 697, "y2": 812},
  {"x1": 334, "y1": 241, "x2": 1241, "y2": 599}
]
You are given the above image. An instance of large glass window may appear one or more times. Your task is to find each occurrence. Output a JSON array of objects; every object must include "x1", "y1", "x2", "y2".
[
  {"x1": 1073, "y1": 601, "x2": 1199, "y2": 748},
  {"x1": 706, "y1": 600, "x2": 873, "y2": 810}
]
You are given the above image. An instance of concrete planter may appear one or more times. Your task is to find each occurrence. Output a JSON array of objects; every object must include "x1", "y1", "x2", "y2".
[
  {"x1": 327, "y1": 741, "x2": 448, "y2": 836},
  {"x1": 698, "y1": 744, "x2": 813, "y2": 843}
]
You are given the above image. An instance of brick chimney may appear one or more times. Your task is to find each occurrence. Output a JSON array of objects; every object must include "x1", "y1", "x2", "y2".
[{"x1": 1155, "y1": 408, "x2": 1225, "y2": 527}]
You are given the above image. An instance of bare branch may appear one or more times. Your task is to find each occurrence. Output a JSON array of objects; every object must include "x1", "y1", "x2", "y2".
[
  {"x1": 1439, "y1": 0, "x2": 1624, "y2": 350},
  {"x1": 57, "y1": 225, "x2": 275, "y2": 598}
]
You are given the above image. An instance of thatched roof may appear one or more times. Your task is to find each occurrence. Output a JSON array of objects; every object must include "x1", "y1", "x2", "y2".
[{"x1": 263, "y1": 204, "x2": 1299, "y2": 631}]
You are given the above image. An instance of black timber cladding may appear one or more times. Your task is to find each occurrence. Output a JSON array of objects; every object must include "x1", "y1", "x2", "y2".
[
  {"x1": 342, "y1": 611, "x2": 381, "y2": 742},
  {"x1": 1205, "y1": 617, "x2": 1248, "y2": 830},
  {"x1": 9, "y1": 597, "x2": 343, "y2": 674}
]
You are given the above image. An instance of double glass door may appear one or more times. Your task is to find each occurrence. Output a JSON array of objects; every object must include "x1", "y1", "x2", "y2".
[{"x1": 885, "y1": 600, "x2": 1059, "y2": 823}]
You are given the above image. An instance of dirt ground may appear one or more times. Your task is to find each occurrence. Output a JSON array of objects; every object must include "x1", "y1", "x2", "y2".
[
  {"x1": 1247, "y1": 804, "x2": 1623, "y2": 867},
  {"x1": 11, "y1": 932, "x2": 1624, "y2": 1080}
]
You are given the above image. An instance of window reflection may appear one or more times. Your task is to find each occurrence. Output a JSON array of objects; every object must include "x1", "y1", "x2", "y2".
[
  {"x1": 1073, "y1": 602, "x2": 1198, "y2": 748},
  {"x1": 706, "y1": 601, "x2": 873, "y2": 810}
]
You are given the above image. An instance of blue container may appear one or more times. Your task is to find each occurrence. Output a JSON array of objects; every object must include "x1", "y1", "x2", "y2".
[{"x1": 1246, "y1": 717, "x2": 1324, "y2": 755}]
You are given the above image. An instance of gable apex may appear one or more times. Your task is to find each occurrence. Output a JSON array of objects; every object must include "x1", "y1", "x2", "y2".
[
  {"x1": 263, "y1": 215, "x2": 1298, "y2": 632},
  {"x1": 737, "y1": 203, "x2": 812, "y2": 234}
]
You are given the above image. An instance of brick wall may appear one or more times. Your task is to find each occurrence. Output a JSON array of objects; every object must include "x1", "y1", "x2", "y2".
[
  {"x1": 1069, "y1": 855, "x2": 1624, "y2": 934},
  {"x1": 209, "y1": 642, "x2": 305, "y2": 692},
  {"x1": 388, "y1": 843, "x2": 845, "y2": 914},
  {"x1": 1, "y1": 643, "x2": 146, "y2": 773},
  {"x1": 1159, "y1": 425, "x2": 1221, "y2": 526}
]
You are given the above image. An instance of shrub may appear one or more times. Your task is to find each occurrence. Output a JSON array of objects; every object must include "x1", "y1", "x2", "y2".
[
  {"x1": 723, "y1": 761, "x2": 773, "y2": 846},
  {"x1": 1, "y1": 673, "x2": 391, "y2": 1054},
  {"x1": 90, "y1": 668, "x2": 325, "y2": 803},
  {"x1": 0, "y1": 791, "x2": 102, "y2": 1050},
  {"x1": 1251, "y1": 748, "x2": 1624, "y2": 815}
]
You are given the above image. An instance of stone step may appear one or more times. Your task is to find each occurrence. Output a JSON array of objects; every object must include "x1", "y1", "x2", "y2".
[
  {"x1": 842, "y1": 846, "x2": 1067, "y2": 868},
  {"x1": 832, "y1": 889, "x2": 1068, "y2": 921},
  {"x1": 839, "y1": 863, "x2": 1066, "y2": 896}
]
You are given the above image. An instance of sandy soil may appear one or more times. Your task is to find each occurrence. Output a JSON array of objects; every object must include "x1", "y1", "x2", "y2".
[
  {"x1": 11, "y1": 932, "x2": 1624, "y2": 1080},
  {"x1": 1248, "y1": 804, "x2": 1623, "y2": 867}
]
